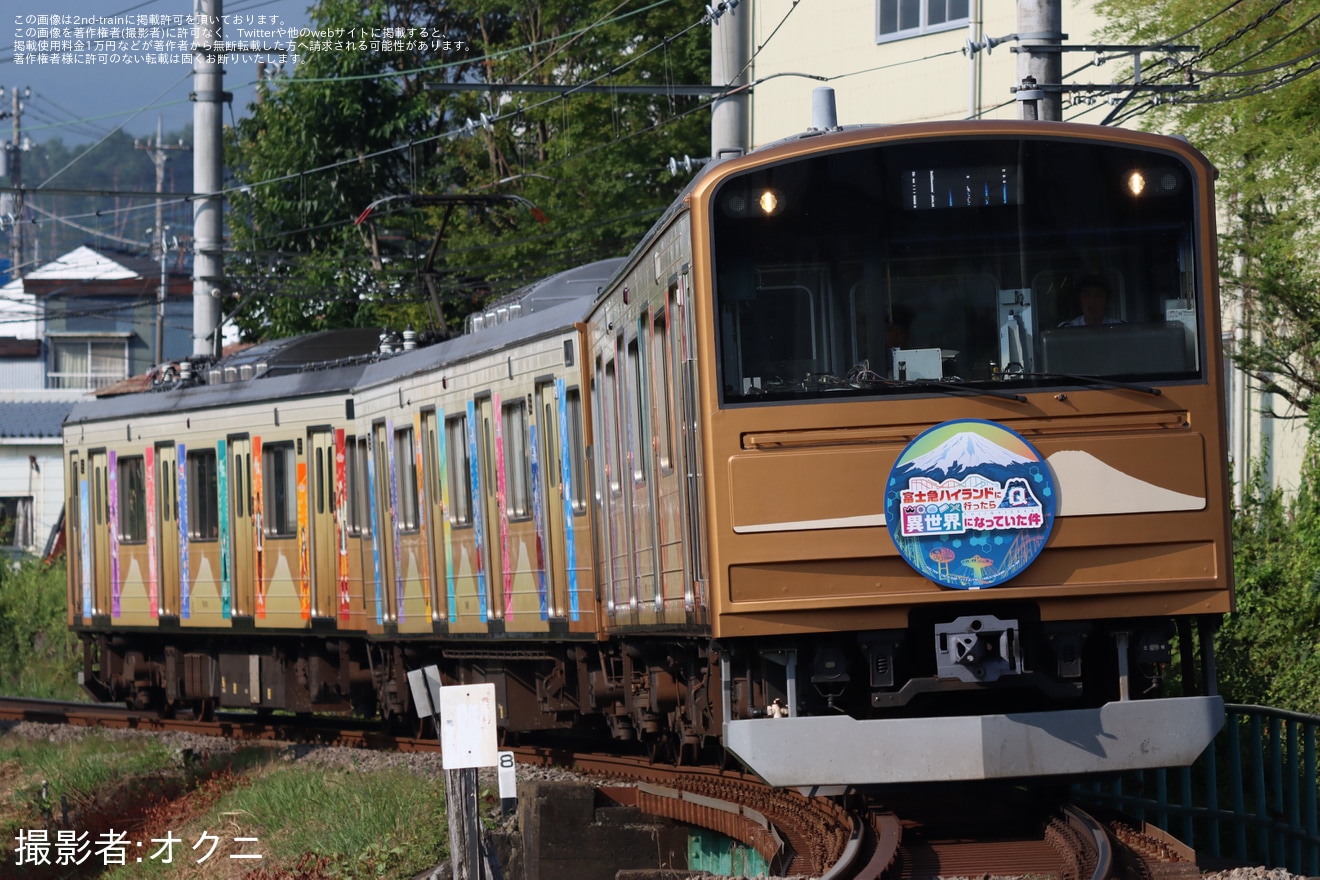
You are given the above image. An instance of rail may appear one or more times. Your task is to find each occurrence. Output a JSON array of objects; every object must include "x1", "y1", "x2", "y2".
[{"x1": 1074, "y1": 703, "x2": 1320, "y2": 876}]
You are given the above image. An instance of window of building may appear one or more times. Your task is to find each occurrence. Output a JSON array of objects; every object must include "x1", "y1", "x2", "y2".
[
  {"x1": 48, "y1": 334, "x2": 130, "y2": 390},
  {"x1": 0, "y1": 496, "x2": 33, "y2": 548},
  {"x1": 878, "y1": 0, "x2": 968, "y2": 41},
  {"x1": 261, "y1": 443, "x2": 298, "y2": 537},
  {"x1": 117, "y1": 456, "x2": 147, "y2": 542},
  {"x1": 186, "y1": 450, "x2": 219, "y2": 540}
]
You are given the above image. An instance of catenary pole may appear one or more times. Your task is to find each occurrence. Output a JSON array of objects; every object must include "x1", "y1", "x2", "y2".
[
  {"x1": 193, "y1": 0, "x2": 224, "y2": 357},
  {"x1": 710, "y1": 1, "x2": 751, "y2": 160},
  {"x1": 1016, "y1": 0, "x2": 1063, "y2": 121}
]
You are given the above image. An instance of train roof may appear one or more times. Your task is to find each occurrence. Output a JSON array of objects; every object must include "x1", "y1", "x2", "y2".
[
  {"x1": 356, "y1": 258, "x2": 624, "y2": 391},
  {"x1": 63, "y1": 258, "x2": 625, "y2": 428}
]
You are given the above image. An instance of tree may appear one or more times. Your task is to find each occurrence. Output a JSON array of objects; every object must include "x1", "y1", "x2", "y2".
[
  {"x1": 224, "y1": 0, "x2": 710, "y2": 341},
  {"x1": 1097, "y1": 0, "x2": 1320, "y2": 417}
]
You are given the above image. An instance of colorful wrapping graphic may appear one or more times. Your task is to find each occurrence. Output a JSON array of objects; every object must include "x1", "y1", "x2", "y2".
[
  {"x1": 556, "y1": 379, "x2": 579, "y2": 621},
  {"x1": 335, "y1": 429, "x2": 350, "y2": 622},
  {"x1": 413, "y1": 413, "x2": 432, "y2": 620},
  {"x1": 467, "y1": 400, "x2": 487, "y2": 622},
  {"x1": 528, "y1": 421, "x2": 548, "y2": 619},
  {"x1": 493, "y1": 393, "x2": 513, "y2": 619},
  {"x1": 386, "y1": 418, "x2": 404, "y2": 622},
  {"x1": 177, "y1": 443, "x2": 189, "y2": 619},
  {"x1": 145, "y1": 446, "x2": 158, "y2": 617},
  {"x1": 885, "y1": 419, "x2": 1056, "y2": 589},
  {"x1": 437, "y1": 407, "x2": 457, "y2": 621},
  {"x1": 253, "y1": 436, "x2": 265, "y2": 619},
  {"x1": 297, "y1": 459, "x2": 310, "y2": 621},
  {"x1": 108, "y1": 450, "x2": 120, "y2": 617},
  {"x1": 217, "y1": 439, "x2": 230, "y2": 619},
  {"x1": 365, "y1": 438, "x2": 383, "y2": 625},
  {"x1": 79, "y1": 477, "x2": 91, "y2": 619}
]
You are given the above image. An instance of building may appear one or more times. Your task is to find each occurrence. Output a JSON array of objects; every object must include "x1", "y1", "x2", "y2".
[{"x1": 0, "y1": 244, "x2": 192, "y2": 554}]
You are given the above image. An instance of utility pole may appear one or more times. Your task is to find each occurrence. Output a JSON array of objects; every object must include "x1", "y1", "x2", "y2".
[
  {"x1": 710, "y1": 0, "x2": 750, "y2": 161},
  {"x1": 138, "y1": 115, "x2": 189, "y2": 365},
  {"x1": 193, "y1": 0, "x2": 226, "y2": 357},
  {"x1": 2, "y1": 86, "x2": 28, "y2": 280},
  {"x1": 1016, "y1": 0, "x2": 1063, "y2": 120}
]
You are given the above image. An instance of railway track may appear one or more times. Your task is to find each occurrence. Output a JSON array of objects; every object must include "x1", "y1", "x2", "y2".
[{"x1": 0, "y1": 697, "x2": 1203, "y2": 880}]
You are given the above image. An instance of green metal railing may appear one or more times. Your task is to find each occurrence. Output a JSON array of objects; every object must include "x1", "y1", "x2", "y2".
[{"x1": 1074, "y1": 704, "x2": 1320, "y2": 875}]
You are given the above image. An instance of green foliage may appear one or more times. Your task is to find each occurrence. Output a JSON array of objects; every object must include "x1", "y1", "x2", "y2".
[
  {"x1": 201, "y1": 763, "x2": 448, "y2": 877},
  {"x1": 0, "y1": 557, "x2": 81, "y2": 700},
  {"x1": 1217, "y1": 412, "x2": 1320, "y2": 711},
  {"x1": 1097, "y1": 0, "x2": 1320, "y2": 415},
  {"x1": 225, "y1": 0, "x2": 709, "y2": 340}
]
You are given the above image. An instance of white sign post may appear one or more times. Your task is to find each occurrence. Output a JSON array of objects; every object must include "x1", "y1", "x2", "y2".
[{"x1": 497, "y1": 750, "x2": 517, "y2": 817}]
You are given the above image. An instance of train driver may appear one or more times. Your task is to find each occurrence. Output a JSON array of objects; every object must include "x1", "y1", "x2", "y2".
[{"x1": 1060, "y1": 274, "x2": 1123, "y2": 327}]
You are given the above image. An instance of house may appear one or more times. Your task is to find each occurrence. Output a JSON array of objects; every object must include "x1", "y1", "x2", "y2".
[{"x1": 0, "y1": 244, "x2": 192, "y2": 554}]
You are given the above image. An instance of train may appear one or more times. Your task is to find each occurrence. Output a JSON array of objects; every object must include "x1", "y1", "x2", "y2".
[{"x1": 63, "y1": 110, "x2": 1233, "y2": 789}]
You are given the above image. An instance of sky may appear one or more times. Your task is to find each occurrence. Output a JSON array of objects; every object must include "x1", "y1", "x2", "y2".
[{"x1": 6, "y1": 0, "x2": 315, "y2": 146}]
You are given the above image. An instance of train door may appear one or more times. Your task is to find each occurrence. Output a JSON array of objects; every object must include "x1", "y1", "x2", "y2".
[
  {"x1": 372, "y1": 421, "x2": 397, "y2": 624},
  {"x1": 309, "y1": 428, "x2": 337, "y2": 619},
  {"x1": 155, "y1": 443, "x2": 180, "y2": 618},
  {"x1": 89, "y1": 451, "x2": 111, "y2": 618},
  {"x1": 421, "y1": 409, "x2": 446, "y2": 623},
  {"x1": 228, "y1": 436, "x2": 254, "y2": 617},
  {"x1": 653, "y1": 295, "x2": 685, "y2": 624},
  {"x1": 536, "y1": 381, "x2": 568, "y2": 619},
  {"x1": 674, "y1": 273, "x2": 708, "y2": 623},
  {"x1": 477, "y1": 395, "x2": 504, "y2": 622},
  {"x1": 626, "y1": 331, "x2": 658, "y2": 624}
]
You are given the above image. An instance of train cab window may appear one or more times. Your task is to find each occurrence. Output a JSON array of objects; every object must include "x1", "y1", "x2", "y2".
[
  {"x1": 186, "y1": 450, "x2": 219, "y2": 540},
  {"x1": 654, "y1": 307, "x2": 675, "y2": 473},
  {"x1": 711, "y1": 136, "x2": 1205, "y2": 403},
  {"x1": 261, "y1": 443, "x2": 298, "y2": 538},
  {"x1": 502, "y1": 400, "x2": 531, "y2": 520},
  {"x1": 116, "y1": 456, "x2": 147, "y2": 542},
  {"x1": 566, "y1": 388, "x2": 587, "y2": 516},
  {"x1": 394, "y1": 427, "x2": 420, "y2": 532},
  {"x1": 445, "y1": 416, "x2": 473, "y2": 527}
]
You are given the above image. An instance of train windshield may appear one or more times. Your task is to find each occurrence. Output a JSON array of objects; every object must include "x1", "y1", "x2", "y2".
[{"x1": 710, "y1": 136, "x2": 1205, "y2": 405}]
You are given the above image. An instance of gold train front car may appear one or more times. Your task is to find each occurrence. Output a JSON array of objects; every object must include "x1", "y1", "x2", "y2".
[{"x1": 63, "y1": 119, "x2": 1232, "y2": 790}]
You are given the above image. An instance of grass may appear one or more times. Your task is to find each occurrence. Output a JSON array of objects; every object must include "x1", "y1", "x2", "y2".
[{"x1": 0, "y1": 556, "x2": 81, "y2": 700}]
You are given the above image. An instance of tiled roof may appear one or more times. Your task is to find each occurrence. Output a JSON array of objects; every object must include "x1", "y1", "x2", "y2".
[{"x1": 0, "y1": 401, "x2": 76, "y2": 438}]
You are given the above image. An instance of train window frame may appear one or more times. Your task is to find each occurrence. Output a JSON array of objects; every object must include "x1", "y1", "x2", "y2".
[
  {"x1": 502, "y1": 399, "x2": 532, "y2": 521},
  {"x1": 155, "y1": 443, "x2": 175, "y2": 526},
  {"x1": 261, "y1": 442, "x2": 298, "y2": 539},
  {"x1": 537, "y1": 381, "x2": 559, "y2": 491},
  {"x1": 186, "y1": 449, "x2": 220, "y2": 541},
  {"x1": 627, "y1": 333, "x2": 647, "y2": 486},
  {"x1": 117, "y1": 455, "x2": 148, "y2": 543},
  {"x1": 604, "y1": 353, "x2": 622, "y2": 497},
  {"x1": 394, "y1": 426, "x2": 420, "y2": 533},
  {"x1": 654, "y1": 301, "x2": 676, "y2": 475},
  {"x1": 347, "y1": 436, "x2": 370, "y2": 537},
  {"x1": 445, "y1": 415, "x2": 473, "y2": 528},
  {"x1": 566, "y1": 386, "x2": 588, "y2": 516}
]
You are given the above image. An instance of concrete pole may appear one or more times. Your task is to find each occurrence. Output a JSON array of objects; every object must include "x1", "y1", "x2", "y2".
[
  {"x1": 967, "y1": 0, "x2": 983, "y2": 119},
  {"x1": 1016, "y1": 0, "x2": 1063, "y2": 121},
  {"x1": 710, "y1": 1, "x2": 751, "y2": 160},
  {"x1": 193, "y1": 0, "x2": 224, "y2": 356},
  {"x1": 10, "y1": 88, "x2": 22, "y2": 279}
]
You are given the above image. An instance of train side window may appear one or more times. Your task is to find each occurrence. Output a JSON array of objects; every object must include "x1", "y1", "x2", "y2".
[
  {"x1": 566, "y1": 388, "x2": 587, "y2": 516},
  {"x1": 233, "y1": 455, "x2": 247, "y2": 521},
  {"x1": 593, "y1": 357, "x2": 604, "y2": 506},
  {"x1": 604, "y1": 356, "x2": 621, "y2": 496},
  {"x1": 117, "y1": 456, "x2": 147, "y2": 542},
  {"x1": 315, "y1": 446, "x2": 325, "y2": 516},
  {"x1": 347, "y1": 437, "x2": 370, "y2": 537},
  {"x1": 186, "y1": 450, "x2": 219, "y2": 540},
  {"x1": 627, "y1": 335, "x2": 646, "y2": 484},
  {"x1": 261, "y1": 443, "x2": 297, "y2": 537},
  {"x1": 156, "y1": 451, "x2": 174, "y2": 524},
  {"x1": 394, "y1": 426, "x2": 420, "y2": 532},
  {"x1": 445, "y1": 416, "x2": 473, "y2": 527},
  {"x1": 539, "y1": 384, "x2": 558, "y2": 489},
  {"x1": 654, "y1": 306, "x2": 674, "y2": 473},
  {"x1": 503, "y1": 400, "x2": 531, "y2": 520}
]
